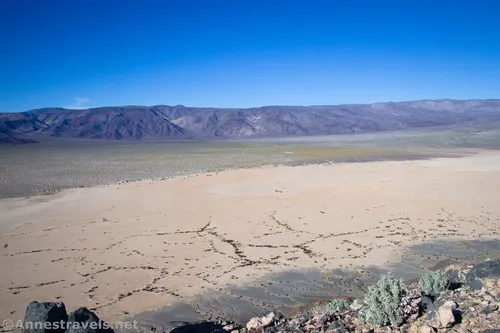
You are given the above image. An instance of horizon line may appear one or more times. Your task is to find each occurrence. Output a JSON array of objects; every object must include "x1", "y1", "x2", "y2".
[{"x1": 10, "y1": 97, "x2": 500, "y2": 113}]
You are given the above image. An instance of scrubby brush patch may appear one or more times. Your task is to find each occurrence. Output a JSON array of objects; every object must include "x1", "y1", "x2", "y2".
[
  {"x1": 358, "y1": 273, "x2": 408, "y2": 327},
  {"x1": 325, "y1": 299, "x2": 351, "y2": 313},
  {"x1": 419, "y1": 269, "x2": 450, "y2": 297}
]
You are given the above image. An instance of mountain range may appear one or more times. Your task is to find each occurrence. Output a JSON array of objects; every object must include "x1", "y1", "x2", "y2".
[{"x1": 1, "y1": 99, "x2": 500, "y2": 144}]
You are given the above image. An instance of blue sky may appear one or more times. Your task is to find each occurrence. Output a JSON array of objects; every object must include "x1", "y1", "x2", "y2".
[{"x1": 1, "y1": 0, "x2": 499, "y2": 112}]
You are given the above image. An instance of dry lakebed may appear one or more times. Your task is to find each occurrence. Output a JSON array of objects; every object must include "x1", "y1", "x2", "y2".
[{"x1": 0, "y1": 142, "x2": 499, "y2": 330}]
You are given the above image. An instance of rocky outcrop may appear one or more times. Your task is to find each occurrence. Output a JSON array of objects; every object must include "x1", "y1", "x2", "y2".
[
  {"x1": 425, "y1": 301, "x2": 457, "y2": 329},
  {"x1": 20, "y1": 260, "x2": 500, "y2": 332},
  {"x1": 198, "y1": 260, "x2": 499, "y2": 333},
  {"x1": 65, "y1": 308, "x2": 114, "y2": 333},
  {"x1": 24, "y1": 301, "x2": 68, "y2": 333},
  {"x1": 22, "y1": 302, "x2": 112, "y2": 333},
  {"x1": 245, "y1": 313, "x2": 278, "y2": 330},
  {"x1": 467, "y1": 260, "x2": 500, "y2": 290}
]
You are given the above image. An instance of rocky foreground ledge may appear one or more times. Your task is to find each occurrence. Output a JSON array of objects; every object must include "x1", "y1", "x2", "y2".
[
  {"x1": 7, "y1": 260, "x2": 500, "y2": 333},
  {"x1": 145, "y1": 260, "x2": 500, "y2": 333},
  {"x1": 6, "y1": 304, "x2": 115, "y2": 333}
]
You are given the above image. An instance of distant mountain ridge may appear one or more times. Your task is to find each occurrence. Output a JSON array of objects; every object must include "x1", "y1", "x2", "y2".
[{"x1": 1, "y1": 99, "x2": 500, "y2": 144}]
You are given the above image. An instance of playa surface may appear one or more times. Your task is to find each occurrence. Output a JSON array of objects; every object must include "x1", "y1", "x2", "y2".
[{"x1": 1, "y1": 150, "x2": 499, "y2": 325}]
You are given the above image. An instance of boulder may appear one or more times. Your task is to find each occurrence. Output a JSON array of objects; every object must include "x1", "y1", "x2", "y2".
[
  {"x1": 421, "y1": 296, "x2": 435, "y2": 314},
  {"x1": 23, "y1": 301, "x2": 68, "y2": 333},
  {"x1": 426, "y1": 303, "x2": 456, "y2": 329},
  {"x1": 66, "y1": 308, "x2": 114, "y2": 333},
  {"x1": 246, "y1": 312, "x2": 276, "y2": 330},
  {"x1": 468, "y1": 260, "x2": 500, "y2": 290},
  {"x1": 445, "y1": 264, "x2": 471, "y2": 284}
]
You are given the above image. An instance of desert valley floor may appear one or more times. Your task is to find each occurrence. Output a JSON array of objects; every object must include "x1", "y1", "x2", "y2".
[{"x1": 0, "y1": 149, "x2": 499, "y2": 326}]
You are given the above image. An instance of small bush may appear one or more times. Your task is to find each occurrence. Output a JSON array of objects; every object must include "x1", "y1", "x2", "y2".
[
  {"x1": 358, "y1": 273, "x2": 407, "y2": 327},
  {"x1": 325, "y1": 299, "x2": 350, "y2": 313},
  {"x1": 419, "y1": 269, "x2": 450, "y2": 296}
]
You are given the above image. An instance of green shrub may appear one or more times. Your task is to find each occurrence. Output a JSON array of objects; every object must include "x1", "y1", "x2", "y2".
[
  {"x1": 325, "y1": 299, "x2": 350, "y2": 313},
  {"x1": 358, "y1": 273, "x2": 407, "y2": 327},
  {"x1": 419, "y1": 269, "x2": 450, "y2": 296}
]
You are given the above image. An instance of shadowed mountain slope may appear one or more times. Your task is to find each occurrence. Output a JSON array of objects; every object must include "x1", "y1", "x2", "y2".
[{"x1": 1, "y1": 99, "x2": 499, "y2": 143}]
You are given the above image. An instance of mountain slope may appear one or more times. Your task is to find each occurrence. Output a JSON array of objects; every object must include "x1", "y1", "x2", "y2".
[
  {"x1": 28, "y1": 106, "x2": 186, "y2": 139},
  {"x1": 1, "y1": 99, "x2": 499, "y2": 143}
]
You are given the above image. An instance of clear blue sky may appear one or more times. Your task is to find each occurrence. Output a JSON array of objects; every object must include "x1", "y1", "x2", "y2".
[{"x1": 1, "y1": 0, "x2": 499, "y2": 112}]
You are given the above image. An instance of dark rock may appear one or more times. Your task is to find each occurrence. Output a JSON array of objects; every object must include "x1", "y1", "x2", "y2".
[
  {"x1": 66, "y1": 308, "x2": 114, "y2": 333},
  {"x1": 23, "y1": 301, "x2": 68, "y2": 333},
  {"x1": 421, "y1": 296, "x2": 436, "y2": 314},
  {"x1": 468, "y1": 260, "x2": 500, "y2": 290},
  {"x1": 446, "y1": 269, "x2": 467, "y2": 284},
  {"x1": 448, "y1": 281, "x2": 464, "y2": 290}
]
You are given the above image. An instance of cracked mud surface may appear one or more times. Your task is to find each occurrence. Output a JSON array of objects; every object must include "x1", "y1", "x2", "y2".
[
  {"x1": 131, "y1": 239, "x2": 500, "y2": 331},
  {"x1": 0, "y1": 151, "x2": 499, "y2": 326}
]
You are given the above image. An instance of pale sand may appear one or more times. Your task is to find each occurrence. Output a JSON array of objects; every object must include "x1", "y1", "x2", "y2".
[{"x1": 0, "y1": 151, "x2": 499, "y2": 323}]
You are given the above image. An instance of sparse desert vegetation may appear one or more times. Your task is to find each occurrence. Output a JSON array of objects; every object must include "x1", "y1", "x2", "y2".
[
  {"x1": 0, "y1": 144, "x2": 499, "y2": 331},
  {"x1": 325, "y1": 298, "x2": 351, "y2": 313},
  {"x1": 1, "y1": 122, "x2": 500, "y2": 198},
  {"x1": 1, "y1": 125, "x2": 500, "y2": 332},
  {"x1": 419, "y1": 269, "x2": 450, "y2": 297},
  {"x1": 358, "y1": 273, "x2": 407, "y2": 327},
  {"x1": 237, "y1": 263, "x2": 500, "y2": 332}
]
